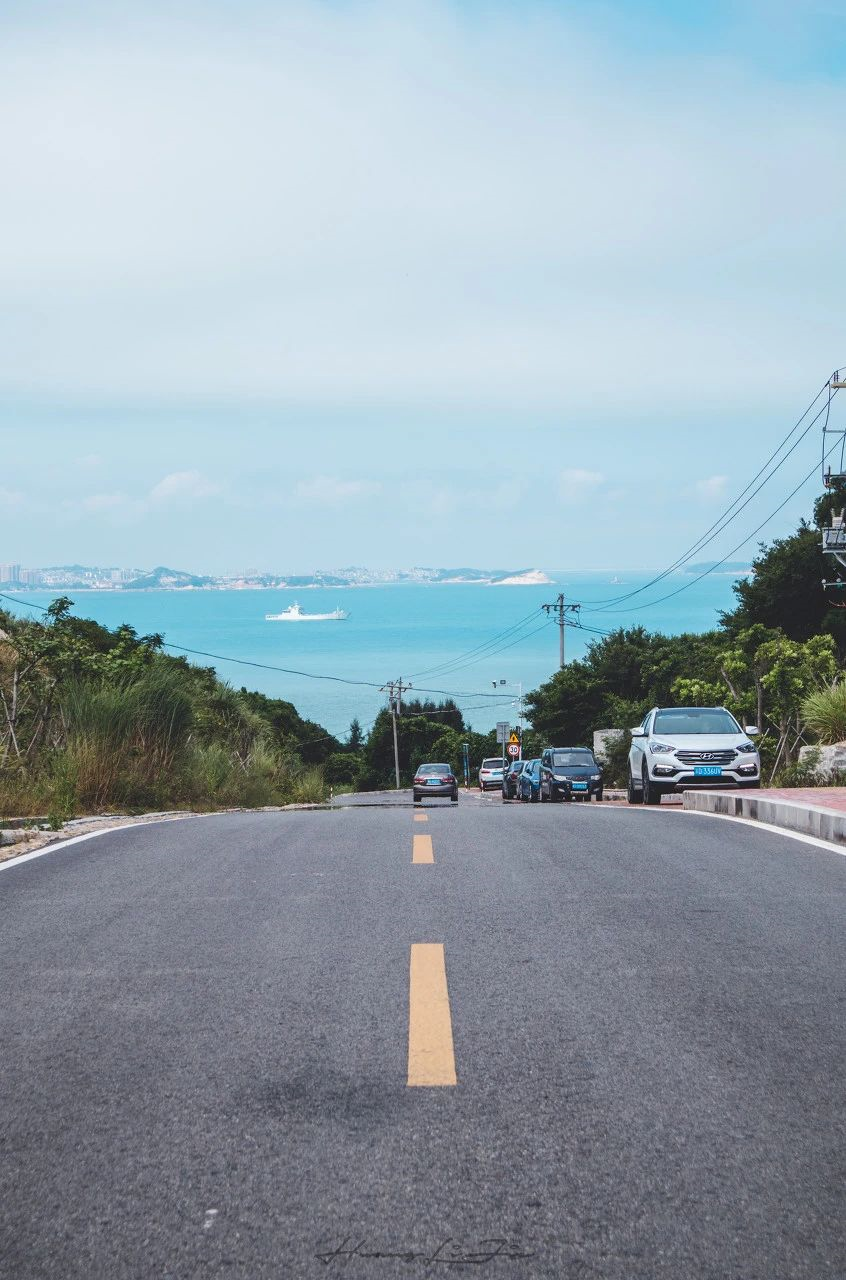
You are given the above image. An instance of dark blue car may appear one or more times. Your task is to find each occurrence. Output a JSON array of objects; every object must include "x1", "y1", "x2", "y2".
[{"x1": 518, "y1": 758, "x2": 542, "y2": 802}]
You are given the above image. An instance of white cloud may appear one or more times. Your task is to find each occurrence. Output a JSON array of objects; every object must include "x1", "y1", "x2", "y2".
[
  {"x1": 695, "y1": 475, "x2": 729, "y2": 502},
  {"x1": 558, "y1": 469, "x2": 604, "y2": 503},
  {"x1": 0, "y1": 488, "x2": 26, "y2": 508},
  {"x1": 294, "y1": 476, "x2": 381, "y2": 507},
  {"x1": 79, "y1": 492, "x2": 129, "y2": 512},
  {"x1": 149, "y1": 470, "x2": 221, "y2": 503}
]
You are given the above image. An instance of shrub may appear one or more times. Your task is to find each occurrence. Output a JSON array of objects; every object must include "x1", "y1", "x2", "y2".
[
  {"x1": 802, "y1": 682, "x2": 846, "y2": 745},
  {"x1": 323, "y1": 752, "x2": 362, "y2": 786},
  {"x1": 595, "y1": 730, "x2": 630, "y2": 786},
  {"x1": 289, "y1": 766, "x2": 326, "y2": 805}
]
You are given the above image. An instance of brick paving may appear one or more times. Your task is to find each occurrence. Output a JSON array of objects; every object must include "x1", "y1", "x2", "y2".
[{"x1": 747, "y1": 787, "x2": 846, "y2": 813}]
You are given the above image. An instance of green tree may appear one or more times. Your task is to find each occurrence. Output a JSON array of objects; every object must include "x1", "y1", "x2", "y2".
[{"x1": 722, "y1": 518, "x2": 846, "y2": 650}]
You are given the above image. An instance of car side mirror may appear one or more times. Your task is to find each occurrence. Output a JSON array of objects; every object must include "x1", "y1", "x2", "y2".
[
  {"x1": 744, "y1": 725, "x2": 759, "y2": 736},
  {"x1": 630, "y1": 727, "x2": 646, "y2": 738}
]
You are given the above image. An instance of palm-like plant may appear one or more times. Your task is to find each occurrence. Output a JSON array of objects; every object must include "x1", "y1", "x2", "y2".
[{"x1": 802, "y1": 681, "x2": 846, "y2": 745}]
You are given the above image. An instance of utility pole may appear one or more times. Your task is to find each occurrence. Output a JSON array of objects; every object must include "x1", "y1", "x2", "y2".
[
  {"x1": 542, "y1": 593, "x2": 581, "y2": 669},
  {"x1": 380, "y1": 677, "x2": 412, "y2": 789}
]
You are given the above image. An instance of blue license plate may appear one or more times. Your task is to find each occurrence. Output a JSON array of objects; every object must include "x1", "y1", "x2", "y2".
[
  {"x1": 428, "y1": 778, "x2": 443, "y2": 785},
  {"x1": 693, "y1": 766, "x2": 723, "y2": 777},
  {"x1": 571, "y1": 782, "x2": 588, "y2": 791}
]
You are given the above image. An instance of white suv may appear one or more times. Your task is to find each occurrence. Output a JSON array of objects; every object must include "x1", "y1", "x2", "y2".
[
  {"x1": 627, "y1": 706, "x2": 760, "y2": 805},
  {"x1": 478, "y1": 758, "x2": 506, "y2": 791}
]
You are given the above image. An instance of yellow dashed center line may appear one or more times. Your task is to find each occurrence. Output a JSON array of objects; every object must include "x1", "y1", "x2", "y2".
[
  {"x1": 412, "y1": 833, "x2": 434, "y2": 864},
  {"x1": 407, "y1": 943, "x2": 457, "y2": 1087}
]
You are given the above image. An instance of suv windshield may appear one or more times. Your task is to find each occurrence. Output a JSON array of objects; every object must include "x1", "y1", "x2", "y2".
[
  {"x1": 482, "y1": 759, "x2": 503, "y2": 768},
  {"x1": 551, "y1": 750, "x2": 594, "y2": 767},
  {"x1": 653, "y1": 708, "x2": 741, "y2": 735}
]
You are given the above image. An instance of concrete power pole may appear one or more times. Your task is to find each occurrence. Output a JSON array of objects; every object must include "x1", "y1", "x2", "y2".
[
  {"x1": 380, "y1": 678, "x2": 413, "y2": 789},
  {"x1": 542, "y1": 594, "x2": 581, "y2": 670}
]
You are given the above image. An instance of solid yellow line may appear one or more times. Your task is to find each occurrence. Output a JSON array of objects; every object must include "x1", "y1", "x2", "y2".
[
  {"x1": 407, "y1": 943, "x2": 457, "y2": 1087},
  {"x1": 413, "y1": 813, "x2": 428, "y2": 822},
  {"x1": 412, "y1": 834, "x2": 434, "y2": 864}
]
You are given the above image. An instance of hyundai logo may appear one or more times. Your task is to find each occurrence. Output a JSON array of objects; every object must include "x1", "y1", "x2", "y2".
[{"x1": 701, "y1": 753, "x2": 715, "y2": 760}]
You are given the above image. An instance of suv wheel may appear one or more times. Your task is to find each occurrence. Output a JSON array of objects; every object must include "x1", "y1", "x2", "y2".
[
  {"x1": 641, "y1": 762, "x2": 662, "y2": 805},
  {"x1": 626, "y1": 771, "x2": 642, "y2": 805}
]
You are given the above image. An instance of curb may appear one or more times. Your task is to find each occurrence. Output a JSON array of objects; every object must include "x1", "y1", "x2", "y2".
[{"x1": 682, "y1": 789, "x2": 846, "y2": 848}]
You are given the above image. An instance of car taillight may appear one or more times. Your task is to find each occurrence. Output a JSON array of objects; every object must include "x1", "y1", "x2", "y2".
[
  {"x1": 414, "y1": 777, "x2": 424, "y2": 785},
  {"x1": 445, "y1": 775, "x2": 455, "y2": 784}
]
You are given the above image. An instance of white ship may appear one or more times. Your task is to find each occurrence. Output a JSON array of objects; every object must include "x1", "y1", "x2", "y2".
[{"x1": 265, "y1": 602, "x2": 349, "y2": 621}]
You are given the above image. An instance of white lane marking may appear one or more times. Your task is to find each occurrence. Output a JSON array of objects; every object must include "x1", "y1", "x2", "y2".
[
  {"x1": 203, "y1": 1209, "x2": 219, "y2": 1230},
  {"x1": 593, "y1": 800, "x2": 846, "y2": 858},
  {"x1": 0, "y1": 816, "x2": 191, "y2": 873},
  {"x1": 677, "y1": 806, "x2": 846, "y2": 858}
]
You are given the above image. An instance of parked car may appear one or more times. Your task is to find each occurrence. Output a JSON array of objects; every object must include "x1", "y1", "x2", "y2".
[
  {"x1": 413, "y1": 763, "x2": 459, "y2": 803},
  {"x1": 627, "y1": 706, "x2": 760, "y2": 805},
  {"x1": 539, "y1": 747, "x2": 604, "y2": 802},
  {"x1": 479, "y1": 757, "x2": 506, "y2": 791},
  {"x1": 518, "y1": 758, "x2": 542, "y2": 802},
  {"x1": 502, "y1": 759, "x2": 527, "y2": 801}
]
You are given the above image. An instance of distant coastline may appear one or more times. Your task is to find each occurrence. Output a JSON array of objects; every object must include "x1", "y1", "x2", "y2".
[{"x1": 1, "y1": 564, "x2": 555, "y2": 593}]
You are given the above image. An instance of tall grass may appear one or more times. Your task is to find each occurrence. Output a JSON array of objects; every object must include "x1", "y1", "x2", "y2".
[
  {"x1": 61, "y1": 668, "x2": 193, "y2": 809},
  {"x1": 0, "y1": 666, "x2": 328, "y2": 818}
]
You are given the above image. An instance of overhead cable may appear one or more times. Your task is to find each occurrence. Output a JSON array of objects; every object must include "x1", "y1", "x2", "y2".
[{"x1": 583, "y1": 373, "x2": 840, "y2": 612}]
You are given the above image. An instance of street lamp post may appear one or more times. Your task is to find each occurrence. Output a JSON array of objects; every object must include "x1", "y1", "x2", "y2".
[{"x1": 492, "y1": 679, "x2": 524, "y2": 757}]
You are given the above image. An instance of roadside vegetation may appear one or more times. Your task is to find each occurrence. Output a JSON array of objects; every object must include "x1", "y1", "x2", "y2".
[
  {"x1": 0, "y1": 599, "x2": 341, "y2": 821},
  {"x1": 527, "y1": 486, "x2": 846, "y2": 786}
]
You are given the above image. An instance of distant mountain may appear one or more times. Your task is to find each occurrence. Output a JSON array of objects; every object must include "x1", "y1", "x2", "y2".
[
  {"x1": 126, "y1": 566, "x2": 214, "y2": 589},
  {"x1": 283, "y1": 574, "x2": 350, "y2": 587}
]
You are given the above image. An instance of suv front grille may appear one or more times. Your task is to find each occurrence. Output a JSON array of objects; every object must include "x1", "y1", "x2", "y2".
[{"x1": 676, "y1": 749, "x2": 737, "y2": 765}]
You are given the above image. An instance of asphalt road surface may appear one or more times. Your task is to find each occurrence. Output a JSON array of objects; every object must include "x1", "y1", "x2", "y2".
[{"x1": 1, "y1": 793, "x2": 844, "y2": 1279}]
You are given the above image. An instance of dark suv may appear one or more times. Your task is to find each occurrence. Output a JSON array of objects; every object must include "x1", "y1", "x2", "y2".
[
  {"x1": 540, "y1": 747, "x2": 603, "y2": 802},
  {"x1": 502, "y1": 759, "x2": 527, "y2": 801}
]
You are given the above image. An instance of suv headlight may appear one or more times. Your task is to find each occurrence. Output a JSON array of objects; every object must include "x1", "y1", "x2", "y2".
[
  {"x1": 737, "y1": 741, "x2": 757, "y2": 753},
  {"x1": 648, "y1": 742, "x2": 675, "y2": 755},
  {"x1": 591, "y1": 774, "x2": 601, "y2": 780}
]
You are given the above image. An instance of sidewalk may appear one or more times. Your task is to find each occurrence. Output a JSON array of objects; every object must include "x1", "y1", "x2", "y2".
[{"x1": 682, "y1": 787, "x2": 846, "y2": 848}]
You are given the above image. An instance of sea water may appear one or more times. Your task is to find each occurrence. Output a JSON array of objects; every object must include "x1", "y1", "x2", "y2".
[{"x1": 3, "y1": 571, "x2": 745, "y2": 738}]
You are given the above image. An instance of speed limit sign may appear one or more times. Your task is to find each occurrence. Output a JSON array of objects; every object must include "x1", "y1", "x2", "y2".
[{"x1": 506, "y1": 742, "x2": 520, "y2": 758}]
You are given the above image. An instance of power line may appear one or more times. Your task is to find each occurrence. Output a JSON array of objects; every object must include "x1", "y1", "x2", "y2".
[
  {"x1": 0, "y1": 590, "x2": 50, "y2": 613},
  {"x1": 413, "y1": 619, "x2": 555, "y2": 682},
  {"x1": 163, "y1": 642, "x2": 387, "y2": 688},
  {"x1": 582, "y1": 372, "x2": 841, "y2": 612},
  {"x1": 409, "y1": 606, "x2": 543, "y2": 678},
  {"x1": 582, "y1": 434, "x2": 844, "y2": 617}
]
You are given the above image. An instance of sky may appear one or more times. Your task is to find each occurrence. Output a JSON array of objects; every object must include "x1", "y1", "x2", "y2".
[{"x1": 2, "y1": 0, "x2": 846, "y2": 573}]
